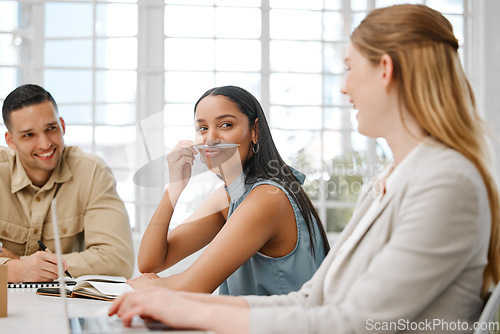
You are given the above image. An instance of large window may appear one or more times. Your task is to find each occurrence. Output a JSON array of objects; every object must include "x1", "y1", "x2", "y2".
[{"x1": 0, "y1": 0, "x2": 468, "y2": 234}]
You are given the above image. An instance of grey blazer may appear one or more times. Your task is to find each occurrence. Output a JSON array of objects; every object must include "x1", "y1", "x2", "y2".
[{"x1": 245, "y1": 138, "x2": 490, "y2": 334}]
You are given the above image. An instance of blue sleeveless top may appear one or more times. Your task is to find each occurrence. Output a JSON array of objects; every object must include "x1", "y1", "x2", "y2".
[{"x1": 218, "y1": 168, "x2": 327, "y2": 296}]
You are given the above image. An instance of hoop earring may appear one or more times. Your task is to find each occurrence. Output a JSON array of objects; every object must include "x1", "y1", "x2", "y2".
[{"x1": 252, "y1": 142, "x2": 260, "y2": 154}]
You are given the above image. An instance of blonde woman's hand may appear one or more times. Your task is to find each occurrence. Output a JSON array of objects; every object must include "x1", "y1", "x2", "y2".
[
  {"x1": 109, "y1": 287, "x2": 249, "y2": 333},
  {"x1": 109, "y1": 287, "x2": 204, "y2": 330}
]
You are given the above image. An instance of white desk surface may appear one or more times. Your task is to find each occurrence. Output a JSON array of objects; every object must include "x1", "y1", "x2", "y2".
[{"x1": 1, "y1": 288, "x2": 209, "y2": 333}]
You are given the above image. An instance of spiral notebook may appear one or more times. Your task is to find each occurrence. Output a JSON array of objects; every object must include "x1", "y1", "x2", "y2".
[{"x1": 8, "y1": 280, "x2": 76, "y2": 289}]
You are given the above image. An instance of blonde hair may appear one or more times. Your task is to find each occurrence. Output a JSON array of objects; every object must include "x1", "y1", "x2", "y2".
[{"x1": 351, "y1": 4, "x2": 499, "y2": 296}]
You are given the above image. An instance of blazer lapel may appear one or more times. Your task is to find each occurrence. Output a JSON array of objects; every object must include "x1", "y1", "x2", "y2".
[{"x1": 338, "y1": 188, "x2": 395, "y2": 258}]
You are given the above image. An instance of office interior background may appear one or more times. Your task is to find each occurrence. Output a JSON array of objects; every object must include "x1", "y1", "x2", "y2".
[{"x1": 0, "y1": 0, "x2": 498, "y2": 242}]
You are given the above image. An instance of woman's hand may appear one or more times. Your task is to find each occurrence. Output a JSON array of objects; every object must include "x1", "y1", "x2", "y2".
[
  {"x1": 109, "y1": 287, "x2": 249, "y2": 334},
  {"x1": 126, "y1": 273, "x2": 160, "y2": 290},
  {"x1": 109, "y1": 287, "x2": 201, "y2": 329},
  {"x1": 166, "y1": 140, "x2": 198, "y2": 194}
]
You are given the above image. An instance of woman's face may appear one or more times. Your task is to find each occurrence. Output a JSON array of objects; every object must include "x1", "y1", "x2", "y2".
[
  {"x1": 341, "y1": 42, "x2": 393, "y2": 139},
  {"x1": 194, "y1": 95, "x2": 257, "y2": 176}
]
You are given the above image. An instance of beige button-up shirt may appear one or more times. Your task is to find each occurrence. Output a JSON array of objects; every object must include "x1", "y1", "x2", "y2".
[{"x1": 0, "y1": 146, "x2": 134, "y2": 278}]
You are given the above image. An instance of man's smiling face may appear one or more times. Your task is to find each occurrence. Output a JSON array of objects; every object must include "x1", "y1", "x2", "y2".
[{"x1": 5, "y1": 100, "x2": 65, "y2": 187}]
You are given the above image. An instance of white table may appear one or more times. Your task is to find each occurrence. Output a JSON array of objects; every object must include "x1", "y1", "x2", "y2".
[{"x1": 1, "y1": 288, "x2": 208, "y2": 333}]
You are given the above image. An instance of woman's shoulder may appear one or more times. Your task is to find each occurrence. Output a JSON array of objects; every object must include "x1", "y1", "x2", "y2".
[
  {"x1": 242, "y1": 179, "x2": 303, "y2": 223},
  {"x1": 249, "y1": 176, "x2": 283, "y2": 188},
  {"x1": 246, "y1": 182, "x2": 289, "y2": 202},
  {"x1": 232, "y1": 183, "x2": 294, "y2": 222},
  {"x1": 248, "y1": 167, "x2": 305, "y2": 192},
  {"x1": 247, "y1": 177, "x2": 293, "y2": 201},
  {"x1": 415, "y1": 138, "x2": 483, "y2": 183},
  {"x1": 403, "y1": 139, "x2": 488, "y2": 207}
]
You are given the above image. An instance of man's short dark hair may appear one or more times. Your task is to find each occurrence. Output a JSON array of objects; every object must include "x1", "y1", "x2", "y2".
[{"x1": 2, "y1": 84, "x2": 58, "y2": 130}]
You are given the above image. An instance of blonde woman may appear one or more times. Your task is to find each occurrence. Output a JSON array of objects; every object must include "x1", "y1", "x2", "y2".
[{"x1": 110, "y1": 5, "x2": 499, "y2": 333}]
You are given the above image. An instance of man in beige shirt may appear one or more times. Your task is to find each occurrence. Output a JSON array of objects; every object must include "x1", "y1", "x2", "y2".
[{"x1": 0, "y1": 84, "x2": 134, "y2": 282}]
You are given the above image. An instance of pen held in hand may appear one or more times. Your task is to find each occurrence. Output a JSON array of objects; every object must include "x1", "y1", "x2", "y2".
[{"x1": 38, "y1": 240, "x2": 73, "y2": 278}]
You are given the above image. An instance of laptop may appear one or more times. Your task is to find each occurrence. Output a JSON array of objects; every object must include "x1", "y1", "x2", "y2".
[
  {"x1": 50, "y1": 200, "x2": 180, "y2": 333},
  {"x1": 69, "y1": 315, "x2": 178, "y2": 333}
]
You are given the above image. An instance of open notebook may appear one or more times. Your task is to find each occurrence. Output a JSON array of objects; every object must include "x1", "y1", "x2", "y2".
[
  {"x1": 48, "y1": 200, "x2": 175, "y2": 333},
  {"x1": 36, "y1": 275, "x2": 133, "y2": 301}
]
